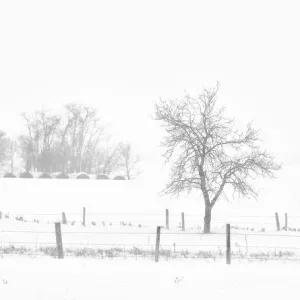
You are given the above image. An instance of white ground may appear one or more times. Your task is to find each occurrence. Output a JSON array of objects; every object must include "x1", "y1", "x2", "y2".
[
  {"x1": 1, "y1": 257, "x2": 300, "y2": 300},
  {"x1": 1, "y1": 163, "x2": 300, "y2": 219},
  {"x1": 1, "y1": 164, "x2": 300, "y2": 298}
]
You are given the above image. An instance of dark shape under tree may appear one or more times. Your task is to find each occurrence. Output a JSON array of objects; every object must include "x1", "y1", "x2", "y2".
[
  {"x1": 3, "y1": 172, "x2": 16, "y2": 178},
  {"x1": 76, "y1": 173, "x2": 90, "y2": 179},
  {"x1": 19, "y1": 172, "x2": 34, "y2": 178},
  {"x1": 154, "y1": 83, "x2": 281, "y2": 234},
  {"x1": 39, "y1": 173, "x2": 52, "y2": 179},
  {"x1": 113, "y1": 175, "x2": 126, "y2": 180},
  {"x1": 56, "y1": 173, "x2": 69, "y2": 179},
  {"x1": 96, "y1": 174, "x2": 110, "y2": 180}
]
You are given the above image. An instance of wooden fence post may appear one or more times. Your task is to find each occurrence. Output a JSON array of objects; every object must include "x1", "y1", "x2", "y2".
[
  {"x1": 181, "y1": 212, "x2": 185, "y2": 231},
  {"x1": 62, "y1": 212, "x2": 67, "y2": 225},
  {"x1": 83, "y1": 207, "x2": 86, "y2": 227},
  {"x1": 226, "y1": 224, "x2": 231, "y2": 265},
  {"x1": 165, "y1": 209, "x2": 169, "y2": 230},
  {"x1": 285, "y1": 213, "x2": 288, "y2": 231},
  {"x1": 55, "y1": 222, "x2": 64, "y2": 259},
  {"x1": 155, "y1": 226, "x2": 161, "y2": 262},
  {"x1": 275, "y1": 212, "x2": 280, "y2": 231}
]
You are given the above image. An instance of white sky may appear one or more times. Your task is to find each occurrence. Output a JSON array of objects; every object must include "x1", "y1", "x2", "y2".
[{"x1": 0, "y1": 0, "x2": 299, "y2": 169}]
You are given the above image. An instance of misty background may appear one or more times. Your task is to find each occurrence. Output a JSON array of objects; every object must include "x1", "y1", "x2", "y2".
[{"x1": 0, "y1": 1, "x2": 299, "y2": 215}]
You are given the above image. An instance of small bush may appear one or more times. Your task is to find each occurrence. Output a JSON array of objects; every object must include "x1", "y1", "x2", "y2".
[
  {"x1": 40, "y1": 246, "x2": 57, "y2": 257},
  {"x1": 56, "y1": 173, "x2": 69, "y2": 179},
  {"x1": 113, "y1": 175, "x2": 126, "y2": 180},
  {"x1": 91, "y1": 221, "x2": 96, "y2": 226},
  {"x1": 129, "y1": 247, "x2": 144, "y2": 256},
  {"x1": 3, "y1": 173, "x2": 16, "y2": 178},
  {"x1": 15, "y1": 215, "x2": 25, "y2": 222},
  {"x1": 76, "y1": 173, "x2": 90, "y2": 179},
  {"x1": 19, "y1": 172, "x2": 33, "y2": 178},
  {"x1": 96, "y1": 174, "x2": 110, "y2": 180},
  {"x1": 39, "y1": 173, "x2": 52, "y2": 179},
  {"x1": 66, "y1": 247, "x2": 97, "y2": 257}
]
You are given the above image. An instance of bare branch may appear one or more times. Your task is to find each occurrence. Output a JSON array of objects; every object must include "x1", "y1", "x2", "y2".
[{"x1": 154, "y1": 83, "x2": 281, "y2": 218}]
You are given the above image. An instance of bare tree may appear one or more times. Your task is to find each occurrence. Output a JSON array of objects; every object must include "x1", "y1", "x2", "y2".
[
  {"x1": 19, "y1": 135, "x2": 34, "y2": 172},
  {"x1": 117, "y1": 142, "x2": 141, "y2": 180},
  {"x1": 0, "y1": 131, "x2": 8, "y2": 169},
  {"x1": 20, "y1": 110, "x2": 60, "y2": 172},
  {"x1": 154, "y1": 83, "x2": 281, "y2": 233},
  {"x1": 18, "y1": 104, "x2": 107, "y2": 174},
  {"x1": 95, "y1": 142, "x2": 120, "y2": 176},
  {"x1": 6, "y1": 139, "x2": 19, "y2": 174},
  {"x1": 20, "y1": 112, "x2": 39, "y2": 172},
  {"x1": 38, "y1": 110, "x2": 61, "y2": 172},
  {"x1": 64, "y1": 104, "x2": 105, "y2": 173}
]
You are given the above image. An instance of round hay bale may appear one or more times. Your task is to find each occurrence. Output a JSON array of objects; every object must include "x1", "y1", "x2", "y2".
[
  {"x1": 113, "y1": 175, "x2": 126, "y2": 180},
  {"x1": 96, "y1": 174, "x2": 110, "y2": 180},
  {"x1": 55, "y1": 173, "x2": 69, "y2": 179},
  {"x1": 3, "y1": 172, "x2": 16, "y2": 178},
  {"x1": 76, "y1": 173, "x2": 90, "y2": 179},
  {"x1": 38, "y1": 173, "x2": 52, "y2": 179},
  {"x1": 19, "y1": 172, "x2": 34, "y2": 178}
]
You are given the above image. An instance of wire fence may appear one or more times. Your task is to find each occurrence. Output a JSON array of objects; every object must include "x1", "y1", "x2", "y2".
[
  {"x1": 1, "y1": 219, "x2": 300, "y2": 262},
  {"x1": 2, "y1": 210, "x2": 299, "y2": 232},
  {"x1": 2, "y1": 209, "x2": 300, "y2": 262}
]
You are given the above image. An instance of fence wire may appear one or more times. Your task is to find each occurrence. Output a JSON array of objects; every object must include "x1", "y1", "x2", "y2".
[{"x1": 2, "y1": 211, "x2": 300, "y2": 262}]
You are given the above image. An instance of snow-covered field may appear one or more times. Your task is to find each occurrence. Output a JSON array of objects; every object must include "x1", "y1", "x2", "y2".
[
  {"x1": 1, "y1": 168, "x2": 300, "y2": 260},
  {"x1": 1, "y1": 165, "x2": 300, "y2": 298},
  {"x1": 1, "y1": 257, "x2": 300, "y2": 300}
]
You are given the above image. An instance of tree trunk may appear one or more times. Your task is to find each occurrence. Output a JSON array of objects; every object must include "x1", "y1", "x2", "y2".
[{"x1": 203, "y1": 205, "x2": 212, "y2": 234}]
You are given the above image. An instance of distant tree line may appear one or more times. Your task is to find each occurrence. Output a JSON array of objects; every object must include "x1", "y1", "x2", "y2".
[{"x1": 0, "y1": 104, "x2": 141, "y2": 179}]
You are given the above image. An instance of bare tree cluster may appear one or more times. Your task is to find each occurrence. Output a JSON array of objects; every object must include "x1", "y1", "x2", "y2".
[
  {"x1": 154, "y1": 84, "x2": 281, "y2": 233},
  {"x1": 0, "y1": 103, "x2": 141, "y2": 179},
  {"x1": 0, "y1": 131, "x2": 18, "y2": 173},
  {"x1": 0, "y1": 131, "x2": 8, "y2": 167}
]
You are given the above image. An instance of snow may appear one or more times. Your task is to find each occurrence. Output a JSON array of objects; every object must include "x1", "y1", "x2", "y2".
[
  {"x1": 1, "y1": 163, "x2": 300, "y2": 219},
  {"x1": 1, "y1": 165, "x2": 300, "y2": 298},
  {"x1": 0, "y1": 257, "x2": 299, "y2": 300}
]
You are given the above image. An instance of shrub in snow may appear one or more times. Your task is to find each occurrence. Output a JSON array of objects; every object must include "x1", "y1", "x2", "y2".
[
  {"x1": 19, "y1": 172, "x2": 33, "y2": 178},
  {"x1": 76, "y1": 173, "x2": 90, "y2": 179},
  {"x1": 96, "y1": 174, "x2": 110, "y2": 180},
  {"x1": 113, "y1": 175, "x2": 126, "y2": 180},
  {"x1": 15, "y1": 215, "x2": 25, "y2": 222},
  {"x1": 38, "y1": 173, "x2": 52, "y2": 179},
  {"x1": 3, "y1": 172, "x2": 16, "y2": 178},
  {"x1": 56, "y1": 173, "x2": 69, "y2": 179}
]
